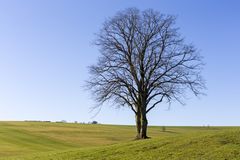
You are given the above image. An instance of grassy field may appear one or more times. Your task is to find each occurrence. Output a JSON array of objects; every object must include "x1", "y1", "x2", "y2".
[{"x1": 0, "y1": 121, "x2": 240, "y2": 160}]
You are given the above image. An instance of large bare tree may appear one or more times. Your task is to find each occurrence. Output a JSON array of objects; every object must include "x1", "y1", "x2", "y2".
[{"x1": 87, "y1": 8, "x2": 205, "y2": 139}]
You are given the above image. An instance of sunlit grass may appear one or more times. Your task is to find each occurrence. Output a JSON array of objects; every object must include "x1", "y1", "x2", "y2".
[{"x1": 0, "y1": 121, "x2": 239, "y2": 160}]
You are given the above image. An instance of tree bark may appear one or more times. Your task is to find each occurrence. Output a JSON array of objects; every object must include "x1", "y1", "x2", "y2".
[
  {"x1": 140, "y1": 110, "x2": 148, "y2": 139},
  {"x1": 135, "y1": 108, "x2": 141, "y2": 139}
]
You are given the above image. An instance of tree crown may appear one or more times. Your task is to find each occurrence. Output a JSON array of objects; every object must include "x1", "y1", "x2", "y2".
[{"x1": 87, "y1": 8, "x2": 205, "y2": 113}]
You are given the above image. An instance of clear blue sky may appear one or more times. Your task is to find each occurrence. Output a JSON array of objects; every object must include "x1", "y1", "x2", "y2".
[{"x1": 0, "y1": 0, "x2": 240, "y2": 126}]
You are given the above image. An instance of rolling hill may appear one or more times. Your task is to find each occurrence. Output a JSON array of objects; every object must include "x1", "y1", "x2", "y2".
[{"x1": 0, "y1": 121, "x2": 239, "y2": 160}]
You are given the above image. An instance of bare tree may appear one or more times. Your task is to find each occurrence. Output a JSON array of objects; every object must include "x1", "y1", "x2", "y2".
[{"x1": 87, "y1": 8, "x2": 205, "y2": 139}]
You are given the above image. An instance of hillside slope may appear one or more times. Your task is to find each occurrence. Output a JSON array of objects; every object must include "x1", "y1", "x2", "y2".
[
  {"x1": 0, "y1": 121, "x2": 168, "y2": 158},
  {"x1": 0, "y1": 122, "x2": 240, "y2": 160},
  {"x1": 14, "y1": 129, "x2": 240, "y2": 160}
]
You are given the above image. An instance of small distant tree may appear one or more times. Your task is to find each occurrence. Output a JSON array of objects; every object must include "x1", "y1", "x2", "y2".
[
  {"x1": 161, "y1": 126, "x2": 166, "y2": 132},
  {"x1": 87, "y1": 8, "x2": 205, "y2": 139},
  {"x1": 92, "y1": 121, "x2": 98, "y2": 124}
]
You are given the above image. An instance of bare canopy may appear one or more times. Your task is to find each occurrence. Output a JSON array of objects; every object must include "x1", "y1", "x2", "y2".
[{"x1": 87, "y1": 8, "x2": 205, "y2": 139}]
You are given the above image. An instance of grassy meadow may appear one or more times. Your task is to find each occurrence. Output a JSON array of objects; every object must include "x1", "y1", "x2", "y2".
[{"x1": 0, "y1": 121, "x2": 240, "y2": 160}]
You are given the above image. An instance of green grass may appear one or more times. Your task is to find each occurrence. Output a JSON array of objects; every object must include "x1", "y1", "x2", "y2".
[{"x1": 0, "y1": 121, "x2": 240, "y2": 160}]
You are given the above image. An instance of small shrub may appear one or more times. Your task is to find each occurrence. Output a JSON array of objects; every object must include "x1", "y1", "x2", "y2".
[{"x1": 162, "y1": 126, "x2": 166, "y2": 132}]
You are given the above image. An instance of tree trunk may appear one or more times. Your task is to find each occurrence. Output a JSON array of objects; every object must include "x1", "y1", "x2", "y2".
[
  {"x1": 140, "y1": 110, "x2": 148, "y2": 139},
  {"x1": 135, "y1": 110, "x2": 141, "y2": 139}
]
